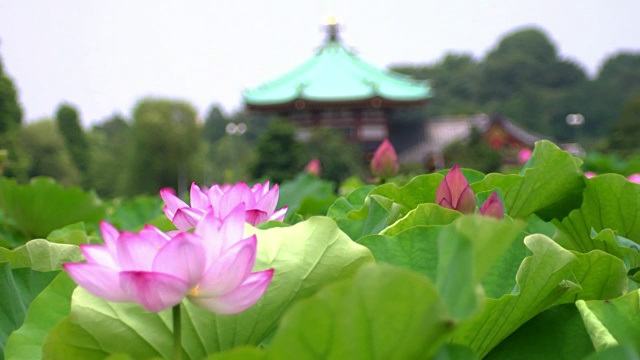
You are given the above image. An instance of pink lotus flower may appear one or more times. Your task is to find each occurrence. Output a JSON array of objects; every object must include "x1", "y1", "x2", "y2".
[
  {"x1": 478, "y1": 192, "x2": 505, "y2": 219},
  {"x1": 370, "y1": 138, "x2": 399, "y2": 179},
  {"x1": 161, "y1": 181, "x2": 287, "y2": 230},
  {"x1": 585, "y1": 171, "x2": 597, "y2": 179},
  {"x1": 63, "y1": 205, "x2": 274, "y2": 314},
  {"x1": 305, "y1": 158, "x2": 322, "y2": 177},
  {"x1": 435, "y1": 165, "x2": 476, "y2": 214},
  {"x1": 628, "y1": 173, "x2": 640, "y2": 184}
]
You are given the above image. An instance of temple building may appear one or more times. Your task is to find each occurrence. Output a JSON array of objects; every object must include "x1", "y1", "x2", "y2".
[{"x1": 242, "y1": 21, "x2": 431, "y2": 152}]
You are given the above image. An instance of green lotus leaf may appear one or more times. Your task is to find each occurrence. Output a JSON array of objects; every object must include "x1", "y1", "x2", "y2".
[{"x1": 265, "y1": 263, "x2": 454, "y2": 359}]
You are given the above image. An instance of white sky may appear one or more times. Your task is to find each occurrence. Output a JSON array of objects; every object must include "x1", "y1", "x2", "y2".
[{"x1": 0, "y1": 0, "x2": 638, "y2": 126}]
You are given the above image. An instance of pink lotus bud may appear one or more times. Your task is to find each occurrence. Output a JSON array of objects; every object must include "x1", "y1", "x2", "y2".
[
  {"x1": 628, "y1": 173, "x2": 640, "y2": 184},
  {"x1": 305, "y1": 158, "x2": 322, "y2": 176},
  {"x1": 370, "y1": 139, "x2": 399, "y2": 179},
  {"x1": 518, "y1": 148, "x2": 532, "y2": 164},
  {"x1": 584, "y1": 171, "x2": 597, "y2": 179},
  {"x1": 478, "y1": 192, "x2": 505, "y2": 219},
  {"x1": 435, "y1": 165, "x2": 476, "y2": 214}
]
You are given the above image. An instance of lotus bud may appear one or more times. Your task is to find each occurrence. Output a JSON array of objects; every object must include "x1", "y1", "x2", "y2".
[
  {"x1": 628, "y1": 173, "x2": 640, "y2": 184},
  {"x1": 584, "y1": 171, "x2": 597, "y2": 179},
  {"x1": 370, "y1": 139, "x2": 399, "y2": 179},
  {"x1": 305, "y1": 158, "x2": 322, "y2": 177},
  {"x1": 435, "y1": 165, "x2": 476, "y2": 214},
  {"x1": 478, "y1": 192, "x2": 505, "y2": 219},
  {"x1": 518, "y1": 148, "x2": 532, "y2": 164}
]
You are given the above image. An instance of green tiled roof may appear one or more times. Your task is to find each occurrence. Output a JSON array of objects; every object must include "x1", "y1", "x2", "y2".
[{"x1": 243, "y1": 31, "x2": 432, "y2": 106}]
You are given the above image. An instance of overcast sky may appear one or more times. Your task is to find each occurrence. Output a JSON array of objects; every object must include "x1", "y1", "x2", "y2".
[{"x1": 0, "y1": 0, "x2": 638, "y2": 126}]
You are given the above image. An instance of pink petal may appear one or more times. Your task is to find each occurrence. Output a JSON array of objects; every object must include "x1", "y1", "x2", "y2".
[
  {"x1": 457, "y1": 186, "x2": 477, "y2": 214},
  {"x1": 139, "y1": 224, "x2": 171, "y2": 245},
  {"x1": 254, "y1": 184, "x2": 279, "y2": 214},
  {"x1": 172, "y1": 208, "x2": 204, "y2": 231},
  {"x1": 207, "y1": 185, "x2": 225, "y2": 216},
  {"x1": 190, "y1": 183, "x2": 210, "y2": 210},
  {"x1": 160, "y1": 188, "x2": 188, "y2": 214},
  {"x1": 153, "y1": 233, "x2": 206, "y2": 288},
  {"x1": 116, "y1": 232, "x2": 161, "y2": 271},
  {"x1": 189, "y1": 269, "x2": 274, "y2": 315},
  {"x1": 100, "y1": 222, "x2": 119, "y2": 254},
  {"x1": 435, "y1": 179, "x2": 453, "y2": 209},
  {"x1": 80, "y1": 244, "x2": 118, "y2": 268},
  {"x1": 195, "y1": 210, "x2": 225, "y2": 260},
  {"x1": 245, "y1": 209, "x2": 268, "y2": 226},
  {"x1": 219, "y1": 204, "x2": 248, "y2": 251},
  {"x1": 119, "y1": 271, "x2": 189, "y2": 312},
  {"x1": 63, "y1": 263, "x2": 130, "y2": 302},
  {"x1": 196, "y1": 235, "x2": 258, "y2": 297},
  {"x1": 269, "y1": 207, "x2": 288, "y2": 222},
  {"x1": 219, "y1": 183, "x2": 253, "y2": 217}
]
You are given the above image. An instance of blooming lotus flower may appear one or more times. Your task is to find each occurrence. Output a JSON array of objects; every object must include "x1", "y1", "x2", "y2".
[
  {"x1": 478, "y1": 192, "x2": 505, "y2": 219},
  {"x1": 305, "y1": 158, "x2": 322, "y2": 177},
  {"x1": 628, "y1": 173, "x2": 640, "y2": 184},
  {"x1": 161, "y1": 181, "x2": 287, "y2": 230},
  {"x1": 63, "y1": 205, "x2": 274, "y2": 314},
  {"x1": 370, "y1": 138, "x2": 399, "y2": 179},
  {"x1": 435, "y1": 165, "x2": 476, "y2": 214}
]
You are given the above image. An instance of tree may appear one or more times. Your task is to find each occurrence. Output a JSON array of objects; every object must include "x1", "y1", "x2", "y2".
[
  {"x1": 55, "y1": 103, "x2": 90, "y2": 183},
  {"x1": 88, "y1": 114, "x2": 131, "y2": 197},
  {"x1": 124, "y1": 98, "x2": 203, "y2": 195},
  {"x1": 609, "y1": 94, "x2": 640, "y2": 155},
  {"x1": 250, "y1": 119, "x2": 304, "y2": 183},
  {"x1": 202, "y1": 105, "x2": 228, "y2": 144},
  {"x1": 17, "y1": 119, "x2": 80, "y2": 186},
  {"x1": 0, "y1": 51, "x2": 26, "y2": 179},
  {"x1": 304, "y1": 127, "x2": 364, "y2": 185},
  {"x1": 581, "y1": 52, "x2": 640, "y2": 138},
  {"x1": 392, "y1": 53, "x2": 481, "y2": 116}
]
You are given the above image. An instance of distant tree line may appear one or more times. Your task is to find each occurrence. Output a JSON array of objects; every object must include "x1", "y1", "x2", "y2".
[
  {"x1": 1, "y1": 26, "x2": 639, "y2": 197},
  {"x1": 392, "y1": 27, "x2": 640, "y2": 150}
]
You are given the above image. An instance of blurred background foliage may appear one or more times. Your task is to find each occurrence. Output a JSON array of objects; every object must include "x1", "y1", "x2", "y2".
[{"x1": 0, "y1": 27, "x2": 638, "y2": 198}]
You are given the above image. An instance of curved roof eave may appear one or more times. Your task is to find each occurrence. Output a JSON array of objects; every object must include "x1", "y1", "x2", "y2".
[{"x1": 243, "y1": 39, "x2": 432, "y2": 106}]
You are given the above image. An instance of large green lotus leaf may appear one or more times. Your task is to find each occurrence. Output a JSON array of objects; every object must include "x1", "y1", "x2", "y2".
[
  {"x1": 359, "y1": 226, "x2": 441, "y2": 279},
  {"x1": 265, "y1": 263, "x2": 454, "y2": 360},
  {"x1": 105, "y1": 196, "x2": 164, "y2": 232},
  {"x1": 450, "y1": 234, "x2": 581, "y2": 357},
  {"x1": 555, "y1": 175, "x2": 640, "y2": 252},
  {"x1": 0, "y1": 262, "x2": 59, "y2": 360},
  {"x1": 0, "y1": 239, "x2": 83, "y2": 271},
  {"x1": 4, "y1": 273, "x2": 76, "y2": 360},
  {"x1": 41, "y1": 217, "x2": 374, "y2": 358},
  {"x1": 473, "y1": 141, "x2": 585, "y2": 221},
  {"x1": 331, "y1": 194, "x2": 401, "y2": 241},
  {"x1": 46, "y1": 222, "x2": 95, "y2": 246},
  {"x1": 576, "y1": 290, "x2": 640, "y2": 353},
  {"x1": 557, "y1": 249, "x2": 628, "y2": 304},
  {"x1": 380, "y1": 203, "x2": 461, "y2": 236},
  {"x1": 0, "y1": 177, "x2": 106, "y2": 239},
  {"x1": 277, "y1": 173, "x2": 337, "y2": 220},
  {"x1": 485, "y1": 303, "x2": 595, "y2": 360},
  {"x1": 361, "y1": 216, "x2": 525, "y2": 320},
  {"x1": 369, "y1": 173, "x2": 444, "y2": 215},
  {"x1": 326, "y1": 185, "x2": 375, "y2": 218}
]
